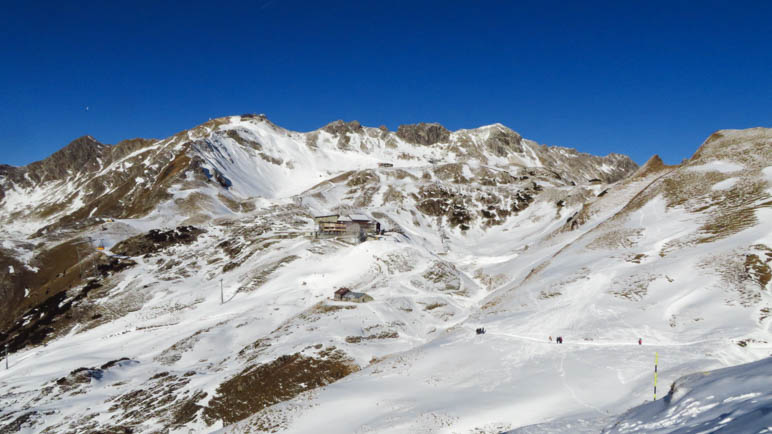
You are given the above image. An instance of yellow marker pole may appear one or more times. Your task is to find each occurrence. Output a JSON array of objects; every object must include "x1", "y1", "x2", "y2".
[{"x1": 654, "y1": 352, "x2": 659, "y2": 400}]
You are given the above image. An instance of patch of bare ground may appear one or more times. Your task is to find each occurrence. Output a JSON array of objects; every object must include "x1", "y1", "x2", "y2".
[
  {"x1": 217, "y1": 193, "x2": 256, "y2": 213},
  {"x1": 381, "y1": 184, "x2": 405, "y2": 205},
  {"x1": 586, "y1": 227, "x2": 643, "y2": 250},
  {"x1": 0, "y1": 411, "x2": 49, "y2": 434},
  {"x1": 112, "y1": 226, "x2": 205, "y2": 257},
  {"x1": 701, "y1": 246, "x2": 771, "y2": 307},
  {"x1": 381, "y1": 251, "x2": 417, "y2": 274},
  {"x1": 735, "y1": 337, "x2": 768, "y2": 348},
  {"x1": 696, "y1": 180, "x2": 770, "y2": 244},
  {"x1": 105, "y1": 371, "x2": 206, "y2": 432},
  {"x1": 692, "y1": 128, "x2": 772, "y2": 165},
  {"x1": 539, "y1": 290, "x2": 562, "y2": 299},
  {"x1": 625, "y1": 253, "x2": 647, "y2": 263},
  {"x1": 559, "y1": 202, "x2": 593, "y2": 232},
  {"x1": 346, "y1": 170, "x2": 378, "y2": 187},
  {"x1": 350, "y1": 184, "x2": 378, "y2": 208},
  {"x1": 744, "y1": 246, "x2": 772, "y2": 289},
  {"x1": 345, "y1": 331, "x2": 399, "y2": 343},
  {"x1": 420, "y1": 261, "x2": 461, "y2": 292},
  {"x1": 202, "y1": 348, "x2": 359, "y2": 426},
  {"x1": 760, "y1": 307, "x2": 770, "y2": 323},
  {"x1": 0, "y1": 279, "x2": 104, "y2": 353},
  {"x1": 0, "y1": 237, "x2": 106, "y2": 332},
  {"x1": 391, "y1": 169, "x2": 417, "y2": 180},
  {"x1": 609, "y1": 274, "x2": 657, "y2": 301},
  {"x1": 306, "y1": 302, "x2": 356, "y2": 316}
]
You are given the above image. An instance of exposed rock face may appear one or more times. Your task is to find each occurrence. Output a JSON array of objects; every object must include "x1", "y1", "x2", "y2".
[
  {"x1": 322, "y1": 120, "x2": 363, "y2": 136},
  {"x1": 396, "y1": 122, "x2": 450, "y2": 146},
  {"x1": 112, "y1": 226, "x2": 206, "y2": 257},
  {"x1": 630, "y1": 154, "x2": 670, "y2": 179},
  {"x1": 322, "y1": 120, "x2": 365, "y2": 150},
  {"x1": 0, "y1": 136, "x2": 106, "y2": 189},
  {"x1": 28, "y1": 136, "x2": 107, "y2": 184},
  {"x1": 0, "y1": 117, "x2": 640, "y2": 240},
  {"x1": 483, "y1": 128, "x2": 524, "y2": 156}
]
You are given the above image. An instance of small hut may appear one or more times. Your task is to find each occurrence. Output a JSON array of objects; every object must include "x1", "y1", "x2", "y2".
[
  {"x1": 333, "y1": 287, "x2": 373, "y2": 303},
  {"x1": 334, "y1": 287, "x2": 351, "y2": 301}
]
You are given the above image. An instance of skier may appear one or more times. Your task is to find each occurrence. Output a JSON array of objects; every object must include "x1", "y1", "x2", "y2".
[
  {"x1": 638, "y1": 338, "x2": 642, "y2": 345},
  {"x1": 549, "y1": 336, "x2": 553, "y2": 342},
  {"x1": 557, "y1": 336, "x2": 563, "y2": 344}
]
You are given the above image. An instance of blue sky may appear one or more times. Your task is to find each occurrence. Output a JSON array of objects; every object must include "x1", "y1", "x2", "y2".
[{"x1": 1, "y1": 1, "x2": 770, "y2": 166}]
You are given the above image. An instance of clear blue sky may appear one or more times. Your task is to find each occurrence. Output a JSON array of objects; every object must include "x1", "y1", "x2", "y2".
[{"x1": 1, "y1": 1, "x2": 770, "y2": 166}]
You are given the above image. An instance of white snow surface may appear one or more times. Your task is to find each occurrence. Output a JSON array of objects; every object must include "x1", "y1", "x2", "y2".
[
  {"x1": 604, "y1": 356, "x2": 772, "y2": 433},
  {"x1": 0, "y1": 122, "x2": 770, "y2": 433},
  {"x1": 687, "y1": 160, "x2": 744, "y2": 173},
  {"x1": 711, "y1": 177, "x2": 738, "y2": 191}
]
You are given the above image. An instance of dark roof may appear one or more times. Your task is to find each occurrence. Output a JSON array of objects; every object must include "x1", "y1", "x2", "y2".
[{"x1": 334, "y1": 288, "x2": 350, "y2": 295}]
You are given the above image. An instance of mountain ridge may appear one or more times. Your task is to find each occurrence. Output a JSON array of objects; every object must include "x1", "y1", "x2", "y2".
[{"x1": 0, "y1": 120, "x2": 769, "y2": 433}]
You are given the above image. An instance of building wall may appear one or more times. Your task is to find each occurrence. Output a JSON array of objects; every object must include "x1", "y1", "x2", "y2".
[{"x1": 314, "y1": 215, "x2": 340, "y2": 224}]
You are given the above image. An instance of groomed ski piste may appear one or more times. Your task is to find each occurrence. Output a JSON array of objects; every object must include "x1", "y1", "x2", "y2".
[{"x1": 0, "y1": 119, "x2": 770, "y2": 433}]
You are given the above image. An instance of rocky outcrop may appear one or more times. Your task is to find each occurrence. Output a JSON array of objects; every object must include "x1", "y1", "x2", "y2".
[
  {"x1": 322, "y1": 120, "x2": 365, "y2": 150},
  {"x1": 26, "y1": 136, "x2": 107, "y2": 184},
  {"x1": 112, "y1": 226, "x2": 205, "y2": 257},
  {"x1": 483, "y1": 128, "x2": 524, "y2": 156},
  {"x1": 322, "y1": 120, "x2": 363, "y2": 136},
  {"x1": 630, "y1": 155, "x2": 670, "y2": 179},
  {"x1": 396, "y1": 122, "x2": 450, "y2": 146}
]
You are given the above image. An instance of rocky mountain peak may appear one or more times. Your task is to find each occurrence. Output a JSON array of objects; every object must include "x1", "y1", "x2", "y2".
[
  {"x1": 631, "y1": 154, "x2": 669, "y2": 178},
  {"x1": 26, "y1": 135, "x2": 107, "y2": 183},
  {"x1": 396, "y1": 122, "x2": 450, "y2": 146},
  {"x1": 482, "y1": 127, "x2": 525, "y2": 156}
]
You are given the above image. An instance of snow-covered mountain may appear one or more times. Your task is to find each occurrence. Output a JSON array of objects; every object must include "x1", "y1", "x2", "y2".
[{"x1": 0, "y1": 117, "x2": 769, "y2": 433}]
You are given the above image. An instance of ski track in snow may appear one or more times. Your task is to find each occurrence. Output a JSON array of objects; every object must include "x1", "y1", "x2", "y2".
[{"x1": 484, "y1": 330, "x2": 716, "y2": 348}]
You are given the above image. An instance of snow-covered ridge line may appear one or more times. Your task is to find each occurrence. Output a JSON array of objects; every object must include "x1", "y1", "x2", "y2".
[{"x1": 0, "y1": 114, "x2": 639, "y2": 236}]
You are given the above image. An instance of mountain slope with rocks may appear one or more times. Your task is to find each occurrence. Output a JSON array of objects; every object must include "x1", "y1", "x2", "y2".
[{"x1": 0, "y1": 117, "x2": 769, "y2": 434}]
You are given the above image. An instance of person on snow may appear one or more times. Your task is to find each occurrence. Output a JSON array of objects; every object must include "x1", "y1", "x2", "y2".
[
  {"x1": 557, "y1": 336, "x2": 563, "y2": 344},
  {"x1": 638, "y1": 338, "x2": 642, "y2": 345},
  {"x1": 549, "y1": 336, "x2": 553, "y2": 342}
]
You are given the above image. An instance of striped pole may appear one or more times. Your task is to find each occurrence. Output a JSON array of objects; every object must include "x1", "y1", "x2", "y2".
[{"x1": 654, "y1": 352, "x2": 658, "y2": 400}]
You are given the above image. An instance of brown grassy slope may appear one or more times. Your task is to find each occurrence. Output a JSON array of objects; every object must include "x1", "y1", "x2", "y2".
[{"x1": 203, "y1": 349, "x2": 359, "y2": 425}]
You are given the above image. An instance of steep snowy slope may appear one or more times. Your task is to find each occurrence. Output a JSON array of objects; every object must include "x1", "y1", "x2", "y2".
[
  {"x1": 222, "y1": 128, "x2": 771, "y2": 433},
  {"x1": 0, "y1": 115, "x2": 639, "y2": 432},
  {"x1": 604, "y1": 356, "x2": 772, "y2": 433},
  {"x1": 0, "y1": 115, "x2": 636, "y2": 335}
]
